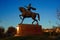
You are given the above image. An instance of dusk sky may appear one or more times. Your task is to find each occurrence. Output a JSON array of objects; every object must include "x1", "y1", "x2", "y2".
[{"x1": 0, "y1": 0, "x2": 60, "y2": 29}]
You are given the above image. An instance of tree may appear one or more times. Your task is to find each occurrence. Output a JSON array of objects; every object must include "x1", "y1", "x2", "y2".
[
  {"x1": 56, "y1": 8, "x2": 60, "y2": 26},
  {"x1": 0, "y1": 26, "x2": 5, "y2": 38},
  {"x1": 6, "y1": 26, "x2": 16, "y2": 37},
  {"x1": 57, "y1": 8, "x2": 60, "y2": 20}
]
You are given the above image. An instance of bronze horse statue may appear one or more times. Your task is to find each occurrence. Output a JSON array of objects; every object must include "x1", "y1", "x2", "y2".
[{"x1": 19, "y1": 7, "x2": 40, "y2": 24}]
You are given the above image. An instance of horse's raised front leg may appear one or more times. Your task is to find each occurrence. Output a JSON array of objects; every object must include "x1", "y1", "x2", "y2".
[
  {"x1": 19, "y1": 15, "x2": 22, "y2": 20},
  {"x1": 20, "y1": 18, "x2": 24, "y2": 24}
]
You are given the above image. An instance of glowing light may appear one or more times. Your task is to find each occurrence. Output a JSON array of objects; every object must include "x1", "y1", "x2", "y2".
[
  {"x1": 56, "y1": 28, "x2": 60, "y2": 32},
  {"x1": 16, "y1": 26, "x2": 19, "y2": 35},
  {"x1": 15, "y1": 26, "x2": 20, "y2": 36}
]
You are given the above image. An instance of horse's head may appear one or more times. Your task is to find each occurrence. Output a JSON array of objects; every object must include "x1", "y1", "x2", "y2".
[{"x1": 19, "y1": 7, "x2": 26, "y2": 13}]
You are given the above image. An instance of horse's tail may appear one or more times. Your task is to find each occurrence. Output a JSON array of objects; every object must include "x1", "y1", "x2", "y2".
[{"x1": 36, "y1": 13, "x2": 40, "y2": 21}]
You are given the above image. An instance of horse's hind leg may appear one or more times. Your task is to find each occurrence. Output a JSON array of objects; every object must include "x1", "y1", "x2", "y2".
[
  {"x1": 20, "y1": 18, "x2": 24, "y2": 24},
  {"x1": 32, "y1": 20, "x2": 35, "y2": 24},
  {"x1": 34, "y1": 19, "x2": 38, "y2": 24},
  {"x1": 32, "y1": 18, "x2": 38, "y2": 24}
]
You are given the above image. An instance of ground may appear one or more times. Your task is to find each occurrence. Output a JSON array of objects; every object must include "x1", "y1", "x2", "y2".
[{"x1": 0, "y1": 35, "x2": 60, "y2": 40}]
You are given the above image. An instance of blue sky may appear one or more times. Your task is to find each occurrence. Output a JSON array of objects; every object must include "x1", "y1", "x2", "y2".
[{"x1": 0, "y1": 0, "x2": 60, "y2": 29}]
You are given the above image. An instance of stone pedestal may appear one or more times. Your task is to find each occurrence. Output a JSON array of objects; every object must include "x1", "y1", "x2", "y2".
[{"x1": 16, "y1": 24, "x2": 43, "y2": 36}]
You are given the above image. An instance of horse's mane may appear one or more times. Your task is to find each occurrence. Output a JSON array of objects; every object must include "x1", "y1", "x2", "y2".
[{"x1": 19, "y1": 7, "x2": 27, "y2": 12}]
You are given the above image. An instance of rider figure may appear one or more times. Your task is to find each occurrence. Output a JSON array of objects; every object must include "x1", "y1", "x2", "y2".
[{"x1": 26, "y1": 3, "x2": 36, "y2": 12}]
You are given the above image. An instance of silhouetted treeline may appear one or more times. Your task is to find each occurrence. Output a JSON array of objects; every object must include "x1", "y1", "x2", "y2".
[
  {"x1": 0, "y1": 27, "x2": 5, "y2": 38},
  {"x1": 0, "y1": 25, "x2": 60, "y2": 39},
  {"x1": 43, "y1": 32, "x2": 60, "y2": 37},
  {"x1": 5, "y1": 26, "x2": 17, "y2": 37},
  {"x1": 0, "y1": 26, "x2": 16, "y2": 38}
]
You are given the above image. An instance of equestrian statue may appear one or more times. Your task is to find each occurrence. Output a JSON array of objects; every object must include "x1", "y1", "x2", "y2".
[{"x1": 19, "y1": 4, "x2": 40, "y2": 24}]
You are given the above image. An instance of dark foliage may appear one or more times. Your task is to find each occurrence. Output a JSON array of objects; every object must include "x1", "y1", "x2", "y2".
[
  {"x1": 0, "y1": 27, "x2": 5, "y2": 38},
  {"x1": 6, "y1": 26, "x2": 17, "y2": 37}
]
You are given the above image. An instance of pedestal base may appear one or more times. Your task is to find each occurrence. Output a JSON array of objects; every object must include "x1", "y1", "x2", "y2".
[{"x1": 16, "y1": 24, "x2": 43, "y2": 36}]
